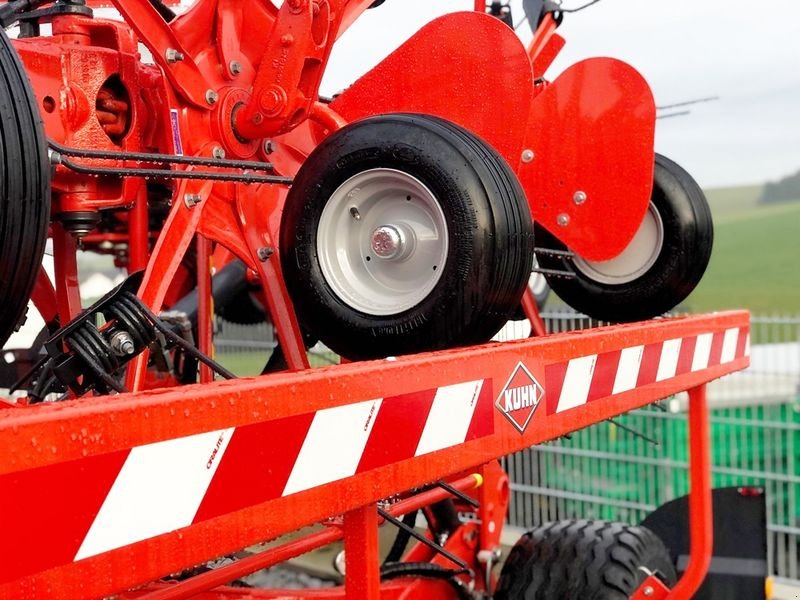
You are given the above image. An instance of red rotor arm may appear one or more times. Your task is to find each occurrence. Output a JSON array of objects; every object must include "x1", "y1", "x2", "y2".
[{"x1": 235, "y1": 0, "x2": 369, "y2": 140}]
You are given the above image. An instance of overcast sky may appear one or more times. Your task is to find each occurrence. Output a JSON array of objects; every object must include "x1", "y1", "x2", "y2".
[{"x1": 321, "y1": 0, "x2": 800, "y2": 188}]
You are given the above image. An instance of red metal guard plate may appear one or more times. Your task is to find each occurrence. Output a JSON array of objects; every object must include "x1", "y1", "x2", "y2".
[
  {"x1": 519, "y1": 57, "x2": 656, "y2": 260},
  {"x1": 331, "y1": 11, "x2": 533, "y2": 169}
]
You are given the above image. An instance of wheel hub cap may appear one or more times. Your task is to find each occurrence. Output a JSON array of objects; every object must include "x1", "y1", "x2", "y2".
[{"x1": 371, "y1": 225, "x2": 405, "y2": 259}]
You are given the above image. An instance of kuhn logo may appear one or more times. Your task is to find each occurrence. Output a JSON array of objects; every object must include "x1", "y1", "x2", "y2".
[{"x1": 495, "y1": 362, "x2": 543, "y2": 433}]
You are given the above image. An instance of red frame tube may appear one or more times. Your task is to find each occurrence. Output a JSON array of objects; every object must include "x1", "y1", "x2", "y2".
[{"x1": 666, "y1": 385, "x2": 713, "y2": 598}]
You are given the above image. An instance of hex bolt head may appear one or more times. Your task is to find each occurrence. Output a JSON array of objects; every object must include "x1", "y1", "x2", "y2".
[
  {"x1": 183, "y1": 193, "x2": 202, "y2": 208},
  {"x1": 257, "y1": 247, "x2": 274, "y2": 261},
  {"x1": 557, "y1": 213, "x2": 570, "y2": 227},
  {"x1": 228, "y1": 60, "x2": 242, "y2": 76},
  {"x1": 212, "y1": 146, "x2": 226, "y2": 159},
  {"x1": 205, "y1": 89, "x2": 219, "y2": 105},
  {"x1": 521, "y1": 149, "x2": 535, "y2": 163},
  {"x1": 165, "y1": 48, "x2": 184, "y2": 63},
  {"x1": 573, "y1": 190, "x2": 587, "y2": 205}
]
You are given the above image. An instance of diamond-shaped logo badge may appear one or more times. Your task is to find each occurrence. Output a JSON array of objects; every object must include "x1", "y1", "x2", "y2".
[{"x1": 495, "y1": 362, "x2": 544, "y2": 433}]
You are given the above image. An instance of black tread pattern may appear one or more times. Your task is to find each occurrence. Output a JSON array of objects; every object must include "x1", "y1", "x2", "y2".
[
  {"x1": 280, "y1": 113, "x2": 533, "y2": 360},
  {"x1": 538, "y1": 153, "x2": 713, "y2": 323},
  {"x1": 0, "y1": 30, "x2": 51, "y2": 345},
  {"x1": 495, "y1": 520, "x2": 677, "y2": 600}
]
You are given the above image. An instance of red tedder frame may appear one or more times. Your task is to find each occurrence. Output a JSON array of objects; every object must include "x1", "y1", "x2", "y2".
[{"x1": 0, "y1": 310, "x2": 749, "y2": 599}]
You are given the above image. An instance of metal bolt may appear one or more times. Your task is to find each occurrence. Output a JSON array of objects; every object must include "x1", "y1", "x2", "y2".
[
  {"x1": 642, "y1": 586, "x2": 654, "y2": 597},
  {"x1": 212, "y1": 146, "x2": 226, "y2": 160},
  {"x1": 205, "y1": 89, "x2": 219, "y2": 105},
  {"x1": 349, "y1": 206, "x2": 361, "y2": 220},
  {"x1": 257, "y1": 247, "x2": 274, "y2": 261},
  {"x1": 228, "y1": 60, "x2": 242, "y2": 76},
  {"x1": 521, "y1": 149, "x2": 535, "y2": 163},
  {"x1": 573, "y1": 190, "x2": 587, "y2": 205},
  {"x1": 109, "y1": 331, "x2": 136, "y2": 356},
  {"x1": 183, "y1": 193, "x2": 202, "y2": 208},
  {"x1": 165, "y1": 48, "x2": 184, "y2": 63},
  {"x1": 263, "y1": 139, "x2": 274, "y2": 155},
  {"x1": 556, "y1": 213, "x2": 570, "y2": 227}
]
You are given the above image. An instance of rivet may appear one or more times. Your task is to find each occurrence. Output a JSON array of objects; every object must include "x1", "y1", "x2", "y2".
[
  {"x1": 643, "y1": 586, "x2": 654, "y2": 597},
  {"x1": 573, "y1": 190, "x2": 587, "y2": 205},
  {"x1": 521, "y1": 149, "x2": 535, "y2": 163},
  {"x1": 557, "y1": 213, "x2": 570, "y2": 227}
]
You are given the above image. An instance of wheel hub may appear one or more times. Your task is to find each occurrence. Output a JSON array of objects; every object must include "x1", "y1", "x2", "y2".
[
  {"x1": 316, "y1": 168, "x2": 448, "y2": 316},
  {"x1": 371, "y1": 225, "x2": 405, "y2": 259}
]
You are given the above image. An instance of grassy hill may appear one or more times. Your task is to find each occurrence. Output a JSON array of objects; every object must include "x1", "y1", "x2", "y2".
[{"x1": 682, "y1": 185, "x2": 800, "y2": 314}]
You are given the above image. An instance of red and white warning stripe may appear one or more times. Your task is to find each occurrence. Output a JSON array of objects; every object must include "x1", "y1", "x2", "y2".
[
  {"x1": 545, "y1": 326, "x2": 749, "y2": 415},
  {"x1": 0, "y1": 378, "x2": 493, "y2": 580}
]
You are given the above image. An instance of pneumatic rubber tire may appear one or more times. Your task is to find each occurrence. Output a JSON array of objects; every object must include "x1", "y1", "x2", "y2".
[
  {"x1": 280, "y1": 114, "x2": 534, "y2": 360},
  {"x1": 0, "y1": 30, "x2": 51, "y2": 346},
  {"x1": 495, "y1": 520, "x2": 677, "y2": 600},
  {"x1": 538, "y1": 154, "x2": 712, "y2": 323}
]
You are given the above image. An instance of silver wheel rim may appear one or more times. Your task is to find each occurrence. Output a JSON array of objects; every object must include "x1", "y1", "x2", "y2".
[
  {"x1": 572, "y1": 202, "x2": 664, "y2": 285},
  {"x1": 316, "y1": 168, "x2": 448, "y2": 316},
  {"x1": 528, "y1": 257, "x2": 548, "y2": 297}
]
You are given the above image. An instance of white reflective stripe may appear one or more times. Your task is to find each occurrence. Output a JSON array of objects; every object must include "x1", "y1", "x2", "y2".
[
  {"x1": 415, "y1": 380, "x2": 482, "y2": 456},
  {"x1": 556, "y1": 355, "x2": 597, "y2": 413},
  {"x1": 720, "y1": 328, "x2": 740, "y2": 364},
  {"x1": 656, "y1": 338, "x2": 682, "y2": 381},
  {"x1": 282, "y1": 399, "x2": 381, "y2": 496},
  {"x1": 692, "y1": 333, "x2": 714, "y2": 371},
  {"x1": 75, "y1": 427, "x2": 234, "y2": 560},
  {"x1": 612, "y1": 345, "x2": 643, "y2": 394}
]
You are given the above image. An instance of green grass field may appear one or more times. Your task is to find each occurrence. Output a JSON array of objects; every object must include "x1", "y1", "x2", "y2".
[{"x1": 682, "y1": 185, "x2": 800, "y2": 314}]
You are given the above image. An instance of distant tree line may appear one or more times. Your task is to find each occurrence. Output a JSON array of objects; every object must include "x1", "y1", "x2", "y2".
[{"x1": 759, "y1": 168, "x2": 800, "y2": 204}]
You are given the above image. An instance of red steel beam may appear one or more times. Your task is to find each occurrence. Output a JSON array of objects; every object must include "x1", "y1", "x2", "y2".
[{"x1": 0, "y1": 311, "x2": 749, "y2": 599}]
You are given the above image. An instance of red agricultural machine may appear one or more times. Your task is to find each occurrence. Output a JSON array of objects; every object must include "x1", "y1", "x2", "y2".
[{"x1": 0, "y1": 1, "x2": 743, "y2": 599}]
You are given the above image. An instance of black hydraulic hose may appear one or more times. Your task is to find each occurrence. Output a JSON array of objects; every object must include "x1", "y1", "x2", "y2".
[{"x1": 382, "y1": 510, "x2": 419, "y2": 566}]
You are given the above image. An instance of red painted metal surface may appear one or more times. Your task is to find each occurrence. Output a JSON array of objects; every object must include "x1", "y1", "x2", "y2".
[
  {"x1": 630, "y1": 574, "x2": 672, "y2": 600},
  {"x1": 0, "y1": 311, "x2": 748, "y2": 598},
  {"x1": 668, "y1": 385, "x2": 714, "y2": 599},
  {"x1": 331, "y1": 12, "x2": 534, "y2": 169},
  {"x1": 518, "y1": 57, "x2": 656, "y2": 260}
]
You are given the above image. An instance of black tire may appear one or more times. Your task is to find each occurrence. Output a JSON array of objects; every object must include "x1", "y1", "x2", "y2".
[
  {"x1": 0, "y1": 30, "x2": 51, "y2": 346},
  {"x1": 495, "y1": 520, "x2": 677, "y2": 600},
  {"x1": 280, "y1": 113, "x2": 534, "y2": 360},
  {"x1": 537, "y1": 154, "x2": 712, "y2": 323}
]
